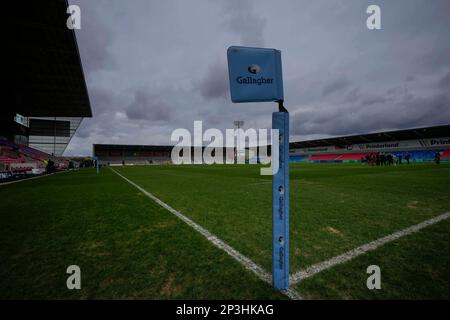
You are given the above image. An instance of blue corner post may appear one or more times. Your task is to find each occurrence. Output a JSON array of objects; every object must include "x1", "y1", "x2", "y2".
[
  {"x1": 226, "y1": 45, "x2": 288, "y2": 290},
  {"x1": 272, "y1": 105, "x2": 289, "y2": 290}
]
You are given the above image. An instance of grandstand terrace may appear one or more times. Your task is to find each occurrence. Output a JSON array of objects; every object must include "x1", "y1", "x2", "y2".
[
  {"x1": 4, "y1": 0, "x2": 91, "y2": 156},
  {"x1": 94, "y1": 125, "x2": 449, "y2": 165},
  {"x1": 93, "y1": 144, "x2": 240, "y2": 165},
  {"x1": 1, "y1": 0, "x2": 91, "y2": 182},
  {"x1": 289, "y1": 124, "x2": 450, "y2": 163}
]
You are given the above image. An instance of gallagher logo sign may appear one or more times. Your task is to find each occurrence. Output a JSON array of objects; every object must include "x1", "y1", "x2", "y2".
[
  {"x1": 227, "y1": 46, "x2": 284, "y2": 103},
  {"x1": 247, "y1": 64, "x2": 261, "y2": 74}
]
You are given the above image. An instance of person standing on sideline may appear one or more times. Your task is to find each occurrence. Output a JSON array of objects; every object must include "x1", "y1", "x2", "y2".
[
  {"x1": 405, "y1": 153, "x2": 410, "y2": 164},
  {"x1": 435, "y1": 152, "x2": 441, "y2": 164}
]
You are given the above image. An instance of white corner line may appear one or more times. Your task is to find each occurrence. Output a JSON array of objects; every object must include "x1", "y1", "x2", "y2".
[
  {"x1": 290, "y1": 211, "x2": 450, "y2": 284},
  {"x1": 0, "y1": 170, "x2": 70, "y2": 186},
  {"x1": 109, "y1": 167, "x2": 302, "y2": 300}
]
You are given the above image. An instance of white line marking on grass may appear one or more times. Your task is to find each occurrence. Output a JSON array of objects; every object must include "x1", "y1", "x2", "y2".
[
  {"x1": 282, "y1": 288, "x2": 303, "y2": 300},
  {"x1": 247, "y1": 181, "x2": 272, "y2": 186},
  {"x1": 0, "y1": 170, "x2": 70, "y2": 186},
  {"x1": 290, "y1": 212, "x2": 450, "y2": 284},
  {"x1": 110, "y1": 168, "x2": 302, "y2": 300}
]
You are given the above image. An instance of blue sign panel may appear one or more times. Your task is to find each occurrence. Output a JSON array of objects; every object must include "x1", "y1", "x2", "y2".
[{"x1": 227, "y1": 46, "x2": 284, "y2": 103}]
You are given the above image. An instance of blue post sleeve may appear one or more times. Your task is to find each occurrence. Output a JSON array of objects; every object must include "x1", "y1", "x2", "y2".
[{"x1": 272, "y1": 111, "x2": 289, "y2": 290}]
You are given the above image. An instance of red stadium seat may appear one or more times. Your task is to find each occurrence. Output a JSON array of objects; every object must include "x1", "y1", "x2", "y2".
[{"x1": 309, "y1": 154, "x2": 340, "y2": 161}]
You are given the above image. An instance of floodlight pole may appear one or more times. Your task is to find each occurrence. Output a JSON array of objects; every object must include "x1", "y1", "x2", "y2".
[
  {"x1": 234, "y1": 120, "x2": 244, "y2": 162},
  {"x1": 272, "y1": 99, "x2": 289, "y2": 290}
]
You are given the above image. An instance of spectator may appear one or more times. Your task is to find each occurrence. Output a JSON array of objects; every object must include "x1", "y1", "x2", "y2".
[
  {"x1": 46, "y1": 159, "x2": 55, "y2": 174},
  {"x1": 435, "y1": 152, "x2": 441, "y2": 165},
  {"x1": 387, "y1": 154, "x2": 393, "y2": 166},
  {"x1": 405, "y1": 153, "x2": 410, "y2": 164}
]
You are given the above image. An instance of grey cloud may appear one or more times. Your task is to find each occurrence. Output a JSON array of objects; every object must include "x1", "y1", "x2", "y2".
[
  {"x1": 197, "y1": 60, "x2": 229, "y2": 100},
  {"x1": 401, "y1": 93, "x2": 450, "y2": 127},
  {"x1": 385, "y1": 86, "x2": 413, "y2": 101},
  {"x1": 74, "y1": 122, "x2": 91, "y2": 139},
  {"x1": 386, "y1": 86, "x2": 403, "y2": 96},
  {"x1": 221, "y1": 0, "x2": 267, "y2": 47},
  {"x1": 416, "y1": 47, "x2": 450, "y2": 73},
  {"x1": 125, "y1": 89, "x2": 172, "y2": 122},
  {"x1": 322, "y1": 77, "x2": 352, "y2": 96},
  {"x1": 64, "y1": 0, "x2": 450, "y2": 155},
  {"x1": 88, "y1": 87, "x2": 114, "y2": 116},
  {"x1": 72, "y1": 0, "x2": 115, "y2": 74},
  {"x1": 292, "y1": 88, "x2": 450, "y2": 137},
  {"x1": 361, "y1": 95, "x2": 388, "y2": 106},
  {"x1": 439, "y1": 72, "x2": 450, "y2": 89},
  {"x1": 345, "y1": 87, "x2": 360, "y2": 103}
]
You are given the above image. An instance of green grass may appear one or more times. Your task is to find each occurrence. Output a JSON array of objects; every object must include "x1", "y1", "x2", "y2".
[
  {"x1": 112, "y1": 163, "x2": 450, "y2": 271},
  {"x1": 0, "y1": 163, "x2": 449, "y2": 299},
  {"x1": 295, "y1": 219, "x2": 450, "y2": 299},
  {"x1": 0, "y1": 169, "x2": 284, "y2": 299}
]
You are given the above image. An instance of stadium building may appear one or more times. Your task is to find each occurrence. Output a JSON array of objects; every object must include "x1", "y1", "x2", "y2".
[
  {"x1": 93, "y1": 125, "x2": 450, "y2": 165},
  {"x1": 290, "y1": 124, "x2": 450, "y2": 163},
  {"x1": 93, "y1": 144, "x2": 238, "y2": 165},
  {"x1": 1, "y1": 1, "x2": 91, "y2": 179},
  {"x1": 93, "y1": 144, "x2": 173, "y2": 165}
]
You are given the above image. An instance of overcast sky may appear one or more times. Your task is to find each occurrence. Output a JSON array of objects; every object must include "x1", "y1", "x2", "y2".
[{"x1": 66, "y1": 0, "x2": 450, "y2": 155}]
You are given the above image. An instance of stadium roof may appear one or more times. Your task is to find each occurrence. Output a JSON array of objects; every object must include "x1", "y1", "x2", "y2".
[
  {"x1": 94, "y1": 144, "x2": 174, "y2": 152},
  {"x1": 290, "y1": 124, "x2": 450, "y2": 149},
  {"x1": 8, "y1": 0, "x2": 92, "y2": 118}
]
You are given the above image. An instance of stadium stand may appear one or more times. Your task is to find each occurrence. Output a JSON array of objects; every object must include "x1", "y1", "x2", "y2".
[
  {"x1": 0, "y1": 139, "x2": 53, "y2": 176},
  {"x1": 93, "y1": 144, "x2": 173, "y2": 165},
  {"x1": 2, "y1": 1, "x2": 92, "y2": 182},
  {"x1": 94, "y1": 125, "x2": 449, "y2": 166},
  {"x1": 306, "y1": 150, "x2": 448, "y2": 163},
  {"x1": 289, "y1": 155, "x2": 309, "y2": 163},
  {"x1": 309, "y1": 154, "x2": 343, "y2": 162},
  {"x1": 290, "y1": 125, "x2": 450, "y2": 164},
  {"x1": 308, "y1": 153, "x2": 368, "y2": 162},
  {"x1": 302, "y1": 150, "x2": 449, "y2": 163},
  {"x1": 94, "y1": 144, "x2": 240, "y2": 165},
  {"x1": 337, "y1": 153, "x2": 368, "y2": 161},
  {"x1": 442, "y1": 149, "x2": 450, "y2": 159}
]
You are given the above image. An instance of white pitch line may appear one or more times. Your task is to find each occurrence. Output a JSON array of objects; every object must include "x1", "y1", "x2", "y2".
[
  {"x1": 0, "y1": 170, "x2": 69, "y2": 186},
  {"x1": 110, "y1": 168, "x2": 302, "y2": 300},
  {"x1": 247, "y1": 181, "x2": 272, "y2": 186},
  {"x1": 290, "y1": 211, "x2": 450, "y2": 284}
]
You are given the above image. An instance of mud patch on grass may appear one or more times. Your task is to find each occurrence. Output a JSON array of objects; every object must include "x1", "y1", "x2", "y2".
[
  {"x1": 325, "y1": 226, "x2": 343, "y2": 236},
  {"x1": 161, "y1": 274, "x2": 182, "y2": 296},
  {"x1": 79, "y1": 240, "x2": 110, "y2": 257},
  {"x1": 407, "y1": 200, "x2": 419, "y2": 209}
]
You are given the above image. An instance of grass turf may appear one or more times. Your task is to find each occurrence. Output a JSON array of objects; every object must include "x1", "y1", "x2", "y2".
[
  {"x1": 0, "y1": 169, "x2": 284, "y2": 299},
  {"x1": 295, "y1": 218, "x2": 450, "y2": 299},
  {"x1": 0, "y1": 163, "x2": 449, "y2": 299}
]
